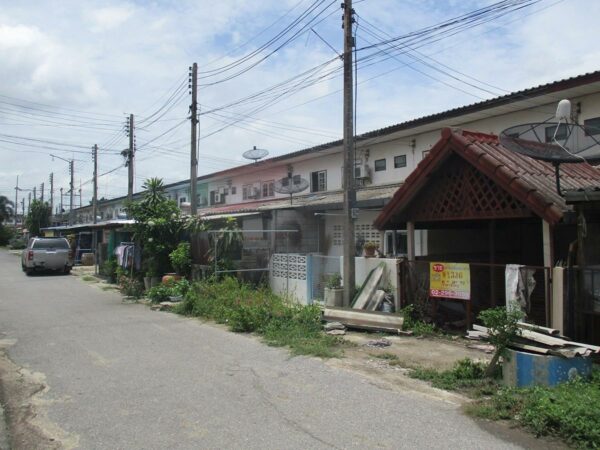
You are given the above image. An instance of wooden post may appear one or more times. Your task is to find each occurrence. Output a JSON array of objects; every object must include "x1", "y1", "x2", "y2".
[
  {"x1": 542, "y1": 219, "x2": 553, "y2": 327},
  {"x1": 489, "y1": 219, "x2": 496, "y2": 307},
  {"x1": 407, "y1": 221, "x2": 415, "y2": 261}
]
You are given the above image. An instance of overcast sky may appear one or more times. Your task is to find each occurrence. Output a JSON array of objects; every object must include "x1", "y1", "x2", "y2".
[{"x1": 1, "y1": 0, "x2": 599, "y2": 210}]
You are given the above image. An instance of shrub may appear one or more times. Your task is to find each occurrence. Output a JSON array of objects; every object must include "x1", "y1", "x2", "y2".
[
  {"x1": 8, "y1": 236, "x2": 27, "y2": 250},
  {"x1": 100, "y1": 258, "x2": 118, "y2": 282},
  {"x1": 146, "y1": 279, "x2": 191, "y2": 303},
  {"x1": 0, "y1": 224, "x2": 14, "y2": 246},
  {"x1": 118, "y1": 276, "x2": 144, "y2": 299},
  {"x1": 401, "y1": 304, "x2": 437, "y2": 336},
  {"x1": 169, "y1": 242, "x2": 191, "y2": 277},
  {"x1": 410, "y1": 358, "x2": 488, "y2": 391},
  {"x1": 478, "y1": 306, "x2": 524, "y2": 377},
  {"x1": 325, "y1": 273, "x2": 342, "y2": 289}
]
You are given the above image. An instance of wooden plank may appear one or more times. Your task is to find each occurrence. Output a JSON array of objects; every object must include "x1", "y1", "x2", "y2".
[
  {"x1": 352, "y1": 263, "x2": 385, "y2": 310},
  {"x1": 517, "y1": 321, "x2": 560, "y2": 336},
  {"x1": 472, "y1": 324, "x2": 489, "y2": 333},
  {"x1": 518, "y1": 329, "x2": 568, "y2": 347}
]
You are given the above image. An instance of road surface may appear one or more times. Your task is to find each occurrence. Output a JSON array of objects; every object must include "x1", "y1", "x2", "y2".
[{"x1": 0, "y1": 249, "x2": 530, "y2": 449}]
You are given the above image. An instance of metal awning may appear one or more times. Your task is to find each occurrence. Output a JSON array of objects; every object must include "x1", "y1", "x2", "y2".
[{"x1": 200, "y1": 212, "x2": 261, "y2": 221}]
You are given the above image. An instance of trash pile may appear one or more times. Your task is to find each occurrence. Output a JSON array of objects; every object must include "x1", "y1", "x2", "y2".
[{"x1": 467, "y1": 322, "x2": 600, "y2": 358}]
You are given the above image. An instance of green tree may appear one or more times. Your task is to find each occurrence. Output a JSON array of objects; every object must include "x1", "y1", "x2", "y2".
[
  {"x1": 0, "y1": 195, "x2": 14, "y2": 224},
  {"x1": 25, "y1": 200, "x2": 51, "y2": 236},
  {"x1": 125, "y1": 178, "x2": 183, "y2": 274}
]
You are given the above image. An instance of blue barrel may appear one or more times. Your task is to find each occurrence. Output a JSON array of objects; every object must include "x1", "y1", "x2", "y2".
[{"x1": 502, "y1": 348, "x2": 593, "y2": 387}]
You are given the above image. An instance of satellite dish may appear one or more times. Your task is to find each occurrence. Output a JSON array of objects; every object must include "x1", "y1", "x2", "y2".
[
  {"x1": 499, "y1": 99, "x2": 600, "y2": 195},
  {"x1": 242, "y1": 146, "x2": 269, "y2": 163},
  {"x1": 273, "y1": 175, "x2": 309, "y2": 205}
]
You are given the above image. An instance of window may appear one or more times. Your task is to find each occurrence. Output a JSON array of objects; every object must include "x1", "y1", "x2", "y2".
[
  {"x1": 584, "y1": 117, "x2": 600, "y2": 136},
  {"x1": 179, "y1": 197, "x2": 187, "y2": 205},
  {"x1": 231, "y1": 186, "x2": 237, "y2": 195},
  {"x1": 242, "y1": 185, "x2": 251, "y2": 200},
  {"x1": 311, "y1": 170, "x2": 327, "y2": 192},
  {"x1": 374, "y1": 159, "x2": 386, "y2": 172},
  {"x1": 545, "y1": 123, "x2": 568, "y2": 142},
  {"x1": 394, "y1": 155, "x2": 407, "y2": 168},
  {"x1": 262, "y1": 180, "x2": 274, "y2": 197}
]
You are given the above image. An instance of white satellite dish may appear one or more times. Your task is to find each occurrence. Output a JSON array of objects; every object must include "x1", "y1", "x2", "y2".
[{"x1": 242, "y1": 146, "x2": 269, "y2": 163}]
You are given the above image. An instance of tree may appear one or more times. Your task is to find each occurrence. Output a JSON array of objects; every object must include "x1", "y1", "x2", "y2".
[
  {"x1": 25, "y1": 200, "x2": 51, "y2": 236},
  {"x1": 0, "y1": 196, "x2": 14, "y2": 224},
  {"x1": 125, "y1": 178, "x2": 182, "y2": 275}
]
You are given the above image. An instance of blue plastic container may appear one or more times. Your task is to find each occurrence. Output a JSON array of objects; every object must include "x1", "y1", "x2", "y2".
[{"x1": 502, "y1": 348, "x2": 593, "y2": 387}]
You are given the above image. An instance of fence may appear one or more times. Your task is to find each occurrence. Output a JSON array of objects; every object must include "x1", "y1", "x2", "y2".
[
  {"x1": 399, "y1": 259, "x2": 552, "y2": 326},
  {"x1": 567, "y1": 266, "x2": 600, "y2": 344},
  {"x1": 309, "y1": 255, "x2": 341, "y2": 303}
]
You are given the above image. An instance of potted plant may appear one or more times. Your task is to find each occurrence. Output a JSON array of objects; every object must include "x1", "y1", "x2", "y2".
[
  {"x1": 363, "y1": 241, "x2": 379, "y2": 257},
  {"x1": 324, "y1": 273, "x2": 343, "y2": 307}
]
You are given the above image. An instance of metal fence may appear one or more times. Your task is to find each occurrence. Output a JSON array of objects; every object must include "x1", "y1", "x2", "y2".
[
  {"x1": 568, "y1": 266, "x2": 600, "y2": 344},
  {"x1": 399, "y1": 259, "x2": 551, "y2": 326}
]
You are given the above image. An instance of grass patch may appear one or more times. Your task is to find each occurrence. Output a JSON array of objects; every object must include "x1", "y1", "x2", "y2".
[
  {"x1": 467, "y1": 371, "x2": 600, "y2": 449},
  {"x1": 101, "y1": 285, "x2": 117, "y2": 291},
  {"x1": 81, "y1": 275, "x2": 98, "y2": 282},
  {"x1": 401, "y1": 305, "x2": 438, "y2": 336},
  {"x1": 409, "y1": 358, "x2": 497, "y2": 395},
  {"x1": 175, "y1": 277, "x2": 346, "y2": 358}
]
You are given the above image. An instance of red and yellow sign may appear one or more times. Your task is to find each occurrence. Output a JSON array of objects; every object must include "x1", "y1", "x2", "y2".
[{"x1": 429, "y1": 262, "x2": 471, "y2": 300}]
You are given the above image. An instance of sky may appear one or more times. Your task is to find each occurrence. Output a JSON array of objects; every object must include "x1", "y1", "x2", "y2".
[{"x1": 1, "y1": 0, "x2": 600, "y2": 212}]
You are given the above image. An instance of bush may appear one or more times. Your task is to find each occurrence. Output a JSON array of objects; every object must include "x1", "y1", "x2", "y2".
[
  {"x1": 118, "y1": 275, "x2": 144, "y2": 299},
  {"x1": 146, "y1": 279, "x2": 191, "y2": 303},
  {"x1": 8, "y1": 236, "x2": 27, "y2": 250},
  {"x1": 401, "y1": 304, "x2": 437, "y2": 336},
  {"x1": 0, "y1": 225, "x2": 14, "y2": 246},
  {"x1": 100, "y1": 258, "x2": 118, "y2": 282},
  {"x1": 169, "y1": 242, "x2": 191, "y2": 277}
]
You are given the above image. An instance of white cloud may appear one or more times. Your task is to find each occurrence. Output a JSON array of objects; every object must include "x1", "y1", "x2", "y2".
[{"x1": 86, "y1": 5, "x2": 134, "y2": 32}]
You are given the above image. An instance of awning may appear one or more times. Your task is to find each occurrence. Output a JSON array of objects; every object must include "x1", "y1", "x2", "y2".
[{"x1": 200, "y1": 212, "x2": 261, "y2": 221}]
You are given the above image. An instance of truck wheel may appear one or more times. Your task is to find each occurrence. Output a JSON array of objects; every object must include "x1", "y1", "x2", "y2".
[{"x1": 64, "y1": 266, "x2": 72, "y2": 275}]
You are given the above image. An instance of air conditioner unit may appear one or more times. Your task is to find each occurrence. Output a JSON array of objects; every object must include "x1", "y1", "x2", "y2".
[
  {"x1": 356, "y1": 163, "x2": 371, "y2": 179},
  {"x1": 214, "y1": 192, "x2": 221, "y2": 204}
]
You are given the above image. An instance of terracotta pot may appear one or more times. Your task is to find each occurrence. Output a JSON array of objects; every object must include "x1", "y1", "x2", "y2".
[
  {"x1": 162, "y1": 273, "x2": 182, "y2": 284},
  {"x1": 364, "y1": 247, "x2": 376, "y2": 257}
]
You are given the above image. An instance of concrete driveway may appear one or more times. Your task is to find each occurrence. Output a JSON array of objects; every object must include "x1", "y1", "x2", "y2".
[{"x1": 0, "y1": 249, "x2": 529, "y2": 449}]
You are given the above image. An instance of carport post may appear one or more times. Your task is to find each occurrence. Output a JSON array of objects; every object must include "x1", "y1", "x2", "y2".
[{"x1": 542, "y1": 220, "x2": 554, "y2": 326}]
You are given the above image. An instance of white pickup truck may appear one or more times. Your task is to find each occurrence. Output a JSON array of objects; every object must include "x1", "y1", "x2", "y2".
[{"x1": 21, "y1": 237, "x2": 73, "y2": 275}]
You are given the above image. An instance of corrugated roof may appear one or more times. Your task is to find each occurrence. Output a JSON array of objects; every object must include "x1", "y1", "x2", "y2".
[
  {"x1": 375, "y1": 128, "x2": 600, "y2": 229},
  {"x1": 200, "y1": 184, "x2": 401, "y2": 216}
]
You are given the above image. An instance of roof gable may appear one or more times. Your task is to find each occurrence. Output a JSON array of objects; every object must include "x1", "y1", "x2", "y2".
[{"x1": 375, "y1": 128, "x2": 600, "y2": 228}]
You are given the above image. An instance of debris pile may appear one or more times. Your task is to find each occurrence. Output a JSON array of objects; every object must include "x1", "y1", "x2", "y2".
[{"x1": 467, "y1": 322, "x2": 600, "y2": 358}]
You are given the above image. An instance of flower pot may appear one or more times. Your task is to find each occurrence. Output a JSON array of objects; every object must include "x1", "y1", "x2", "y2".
[
  {"x1": 324, "y1": 287, "x2": 344, "y2": 307},
  {"x1": 364, "y1": 248, "x2": 376, "y2": 257},
  {"x1": 162, "y1": 273, "x2": 182, "y2": 285}
]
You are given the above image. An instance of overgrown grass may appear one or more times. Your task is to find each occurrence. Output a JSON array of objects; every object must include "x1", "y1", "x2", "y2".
[
  {"x1": 81, "y1": 275, "x2": 97, "y2": 282},
  {"x1": 401, "y1": 305, "x2": 438, "y2": 336},
  {"x1": 175, "y1": 277, "x2": 346, "y2": 358},
  {"x1": 409, "y1": 358, "x2": 497, "y2": 395},
  {"x1": 467, "y1": 371, "x2": 600, "y2": 449}
]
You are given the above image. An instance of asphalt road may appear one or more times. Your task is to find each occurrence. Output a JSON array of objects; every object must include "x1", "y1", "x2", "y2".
[{"x1": 0, "y1": 250, "x2": 525, "y2": 449}]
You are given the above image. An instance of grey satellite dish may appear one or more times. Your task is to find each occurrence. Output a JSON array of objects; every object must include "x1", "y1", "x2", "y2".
[
  {"x1": 242, "y1": 146, "x2": 269, "y2": 163},
  {"x1": 500, "y1": 99, "x2": 600, "y2": 195},
  {"x1": 273, "y1": 175, "x2": 309, "y2": 205}
]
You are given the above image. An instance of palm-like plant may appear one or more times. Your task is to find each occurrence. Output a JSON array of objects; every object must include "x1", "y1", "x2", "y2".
[
  {"x1": 141, "y1": 177, "x2": 167, "y2": 209},
  {"x1": 0, "y1": 196, "x2": 14, "y2": 224}
]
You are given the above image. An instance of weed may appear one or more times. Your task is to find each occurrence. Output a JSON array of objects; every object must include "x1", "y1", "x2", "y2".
[
  {"x1": 373, "y1": 352, "x2": 400, "y2": 361},
  {"x1": 409, "y1": 358, "x2": 491, "y2": 391},
  {"x1": 468, "y1": 371, "x2": 600, "y2": 449},
  {"x1": 81, "y1": 275, "x2": 97, "y2": 282},
  {"x1": 401, "y1": 305, "x2": 437, "y2": 336},
  {"x1": 176, "y1": 277, "x2": 345, "y2": 358}
]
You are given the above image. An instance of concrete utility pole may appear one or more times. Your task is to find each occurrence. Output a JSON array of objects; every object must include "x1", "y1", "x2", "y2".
[
  {"x1": 342, "y1": 0, "x2": 356, "y2": 307},
  {"x1": 40, "y1": 182, "x2": 44, "y2": 203},
  {"x1": 60, "y1": 188, "x2": 63, "y2": 216},
  {"x1": 49, "y1": 173, "x2": 54, "y2": 218},
  {"x1": 33, "y1": 186, "x2": 36, "y2": 201},
  {"x1": 92, "y1": 145, "x2": 98, "y2": 224},
  {"x1": 79, "y1": 181, "x2": 82, "y2": 209},
  {"x1": 189, "y1": 62, "x2": 199, "y2": 216},
  {"x1": 21, "y1": 199, "x2": 24, "y2": 219},
  {"x1": 14, "y1": 175, "x2": 18, "y2": 226},
  {"x1": 127, "y1": 114, "x2": 135, "y2": 202},
  {"x1": 28, "y1": 192, "x2": 31, "y2": 212},
  {"x1": 69, "y1": 160, "x2": 74, "y2": 224}
]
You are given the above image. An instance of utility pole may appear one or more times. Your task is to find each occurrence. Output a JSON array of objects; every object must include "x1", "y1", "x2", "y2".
[
  {"x1": 33, "y1": 186, "x2": 36, "y2": 201},
  {"x1": 14, "y1": 175, "x2": 18, "y2": 226},
  {"x1": 92, "y1": 145, "x2": 98, "y2": 224},
  {"x1": 40, "y1": 182, "x2": 44, "y2": 203},
  {"x1": 189, "y1": 63, "x2": 199, "y2": 216},
  {"x1": 127, "y1": 114, "x2": 135, "y2": 202},
  {"x1": 21, "y1": 199, "x2": 25, "y2": 219},
  {"x1": 342, "y1": 0, "x2": 356, "y2": 307},
  {"x1": 69, "y1": 160, "x2": 74, "y2": 224},
  {"x1": 60, "y1": 188, "x2": 63, "y2": 216},
  {"x1": 28, "y1": 192, "x2": 31, "y2": 212},
  {"x1": 79, "y1": 180, "x2": 82, "y2": 209},
  {"x1": 92, "y1": 144, "x2": 98, "y2": 273},
  {"x1": 49, "y1": 173, "x2": 54, "y2": 219}
]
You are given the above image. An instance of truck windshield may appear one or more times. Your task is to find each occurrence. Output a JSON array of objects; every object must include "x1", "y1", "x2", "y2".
[{"x1": 32, "y1": 239, "x2": 70, "y2": 250}]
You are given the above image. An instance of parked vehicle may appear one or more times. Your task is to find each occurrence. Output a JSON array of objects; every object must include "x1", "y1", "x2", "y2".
[{"x1": 21, "y1": 237, "x2": 73, "y2": 275}]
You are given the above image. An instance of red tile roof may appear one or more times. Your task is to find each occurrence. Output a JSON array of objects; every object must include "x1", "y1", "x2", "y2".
[{"x1": 374, "y1": 128, "x2": 600, "y2": 229}]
